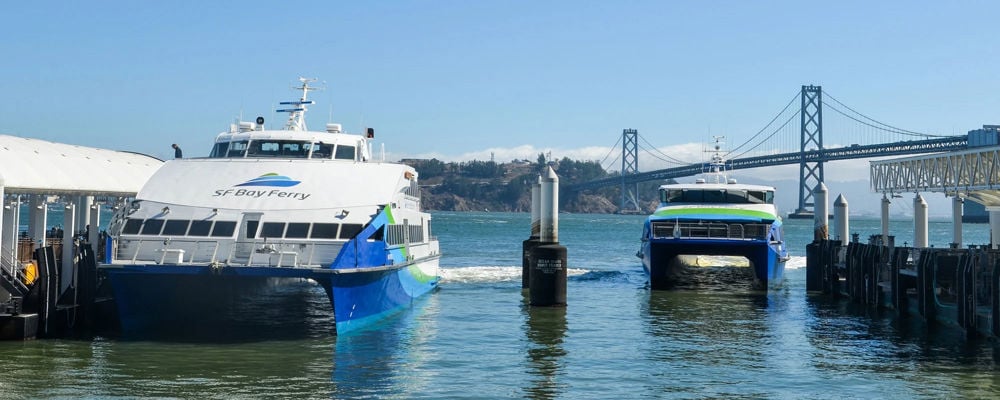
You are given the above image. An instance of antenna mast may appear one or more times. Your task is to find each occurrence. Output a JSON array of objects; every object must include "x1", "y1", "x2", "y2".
[{"x1": 277, "y1": 77, "x2": 320, "y2": 131}]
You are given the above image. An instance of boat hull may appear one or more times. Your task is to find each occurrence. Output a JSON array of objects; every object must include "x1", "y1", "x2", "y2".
[
  {"x1": 642, "y1": 238, "x2": 785, "y2": 290},
  {"x1": 104, "y1": 258, "x2": 439, "y2": 338}
]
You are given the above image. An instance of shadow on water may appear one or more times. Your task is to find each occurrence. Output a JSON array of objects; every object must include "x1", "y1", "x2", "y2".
[
  {"x1": 803, "y1": 295, "x2": 1000, "y2": 397},
  {"x1": 805, "y1": 294, "x2": 1000, "y2": 363},
  {"x1": 114, "y1": 278, "x2": 336, "y2": 343},
  {"x1": 521, "y1": 302, "x2": 568, "y2": 400}
]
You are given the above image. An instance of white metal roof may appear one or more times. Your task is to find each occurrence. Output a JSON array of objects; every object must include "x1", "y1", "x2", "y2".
[{"x1": 0, "y1": 134, "x2": 164, "y2": 196}]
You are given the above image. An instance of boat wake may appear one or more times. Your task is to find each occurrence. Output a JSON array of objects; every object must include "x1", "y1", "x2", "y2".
[{"x1": 440, "y1": 266, "x2": 587, "y2": 284}]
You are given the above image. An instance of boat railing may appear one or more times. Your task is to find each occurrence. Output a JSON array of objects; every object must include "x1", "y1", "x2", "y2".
[
  {"x1": 651, "y1": 221, "x2": 769, "y2": 241},
  {"x1": 113, "y1": 236, "x2": 343, "y2": 268}
]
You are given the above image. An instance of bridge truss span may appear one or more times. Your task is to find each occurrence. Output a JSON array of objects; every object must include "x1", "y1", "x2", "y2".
[{"x1": 871, "y1": 146, "x2": 1000, "y2": 207}]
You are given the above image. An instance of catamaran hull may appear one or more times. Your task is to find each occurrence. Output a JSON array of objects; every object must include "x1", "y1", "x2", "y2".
[
  {"x1": 323, "y1": 258, "x2": 440, "y2": 333},
  {"x1": 642, "y1": 239, "x2": 785, "y2": 290},
  {"x1": 103, "y1": 258, "x2": 439, "y2": 338}
]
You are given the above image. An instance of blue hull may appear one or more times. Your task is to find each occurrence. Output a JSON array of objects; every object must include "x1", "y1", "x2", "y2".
[
  {"x1": 642, "y1": 238, "x2": 785, "y2": 290},
  {"x1": 104, "y1": 262, "x2": 439, "y2": 338},
  {"x1": 326, "y1": 264, "x2": 439, "y2": 333}
]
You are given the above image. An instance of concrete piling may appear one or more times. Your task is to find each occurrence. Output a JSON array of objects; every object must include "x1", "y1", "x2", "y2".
[
  {"x1": 522, "y1": 182, "x2": 541, "y2": 289},
  {"x1": 914, "y1": 194, "x2": 928, "y2": 248},
  {"x1": 834, "y1": 194, "x2": 848, "y2": 242},
  {"x1": 813, "y1": 183, "x2": 829, "y2": 241},
  {"x1": 529, "y1": 166, "x2": 567, "y2": 307},
  {"x1": 952, "y1": 196, "x2": 963, "y2": 247},
  {"x1": 990, "y1": 209, "x2": 1000, "y2": 249},
  {"x1": 881, "y1": 194, "x2": 890, "y2": 241}
]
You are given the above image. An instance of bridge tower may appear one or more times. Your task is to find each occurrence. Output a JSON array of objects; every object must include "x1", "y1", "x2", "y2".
[
  {"x1": 620, "y1": 128, "x2": 641, "y2": 213},
  {"x1": 790, "y1": 85, "x2": 824, "y2": 219}
]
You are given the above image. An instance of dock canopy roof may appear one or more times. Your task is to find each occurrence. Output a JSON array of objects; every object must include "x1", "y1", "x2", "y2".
[{"x1": 0, "y1": 134, "x2": 163, "y2": 196}]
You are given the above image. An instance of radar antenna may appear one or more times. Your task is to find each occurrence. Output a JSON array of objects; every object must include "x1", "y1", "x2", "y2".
[
  {"x1": 704, "y1": 136, "x2": 728, "y2": 183},
  {"x1": 277, "y1": 77, "x2": 323, "y2": 131}
]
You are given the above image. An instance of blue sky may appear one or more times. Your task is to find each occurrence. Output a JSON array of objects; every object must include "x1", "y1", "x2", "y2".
[{"x1": 3, "y1": 1, "x2": 998, "y2": 180}]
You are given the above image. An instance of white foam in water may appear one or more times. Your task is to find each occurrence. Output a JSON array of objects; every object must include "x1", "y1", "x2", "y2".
[
  {"x1": 685, "y1": 255, "x2": 749, "y2": 267},
  {"x1": 679, "y1": 254, "x2": 807, "y2": 270},
  {"x1": 785, "y1": 255, "x2": 807, "y2": 270},
  {"x1": 440, "y1": 266, "x2": 588, "y2": 284}
]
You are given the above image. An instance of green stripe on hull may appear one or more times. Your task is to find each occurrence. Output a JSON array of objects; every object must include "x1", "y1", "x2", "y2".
[
  {"x1": 407, "y1": 263, "x2": 437, "y2": 284},
  {"x1": 652, "y1": 207, "x2": 776, "y2": 220}
]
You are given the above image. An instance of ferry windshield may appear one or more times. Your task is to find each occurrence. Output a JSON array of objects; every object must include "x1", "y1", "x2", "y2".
[
  {"x1": 661, "y1": 189, "x2": 773, "y2": 204},
  {"x1": 209, "y1": 140, "x2": 341, "y2": 159}
]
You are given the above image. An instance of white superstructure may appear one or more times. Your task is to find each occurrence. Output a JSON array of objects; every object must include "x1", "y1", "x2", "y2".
[{"x1": 107, "y1": 78, "x2": 438, "y2": 269}]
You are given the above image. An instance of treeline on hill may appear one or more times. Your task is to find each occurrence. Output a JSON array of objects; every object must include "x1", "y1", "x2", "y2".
[{"x1": 401, "y1": 155, "x2": 665, "y2": 214}]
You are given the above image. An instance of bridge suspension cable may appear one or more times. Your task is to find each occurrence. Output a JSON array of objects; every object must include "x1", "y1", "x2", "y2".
[
  {"x1": 725, "y1": 92, "x2": 800, "y2": 157},
  {"x1": 637, "y1": 142, "x2": 686, "y2": 166},
  {"x1": 602, "y1": 152, "x2": 622, "y2": 171},
  {"x1": 598, "y1": 134, "x2": 623, "y2": 167},
  {"x1": 822, "y1": 91, "x2": 946, "y2": 138},
  {"x1": 638, "y1": 134, "x2": 689, "y2": 165},
  {"x1": 728, "y1": 109, "x2": 800, "y2": 160}
]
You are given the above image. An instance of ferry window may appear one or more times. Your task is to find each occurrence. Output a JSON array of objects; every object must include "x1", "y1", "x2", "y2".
[
  {"x1": 244, "y1": 220, "x2": 259, "y2": 239},
  {"x1": 123, "y1": 218, "x2": 143, "y2": 235},
  {"x1": 371, "y1": 226, "x2": 384, "y2": 241},
  {"x1": 211, "y1": 221, "x2": 237, "y2": 237},
  {"x1": 188, "y1": 220, "x2": 212, "y2": 236},
  {"x1": 162, "y1": 220, "x2": 190, "y2": 236},
  {"x1": 726, "y1": 190, "x2": 747, "y2": 203},
  {"x1": 340, "y1": 223, "x2": 363, "y2": 239},
  {"x1": 248, "y1": 141, "x2": 280, "y2": 157},
  {"x1": 703, "y1": 190, "x2": 725, "y2": 203},
  {"x1": 765, "y1": 191, "x2": 774, "y2": 204},
  {"x1": 311, "y1": 223, "x2": 339, "y2": 239},
  {"x1": 210, "y1": 142, "x2": 229, "y2": 158},
  {"x1": 141, "y1": 219, "x2": 165, "y2": 235},
  {"x1": 747, "y1": 191, "x2": 766, "y2": 204},
  {"x1": 663, "y1": 190, "x2": 683, "y2": 203},
  {"x1": 246, "y1": 140, "x2": 314, "y2": 158},
  {"x1": 334, "y1": 145, "x2": 356, "y2": 160},
  {"x1": 225, "y1": 141, "x2": 249, "y2": 158},
  {"x1": 285, "y1": 223, "x2": 310, "y2": 238},
  {"x1": 280, "y1": 142, "x2": 309, "y2": 158},
  {"x1": 261, "y1": 222, "x2": 286, "y2": 238},
  {"x1": 681, "y1": 190, "x2": 703, "y2": 202},
  {"x1": 310, "y1": 143, "x2": 334, "y2": 159}
]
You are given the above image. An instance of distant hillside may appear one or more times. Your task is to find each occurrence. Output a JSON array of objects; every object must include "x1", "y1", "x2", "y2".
[{"x1": 401, "y1": 155, "x2": 660, "y2": 214}]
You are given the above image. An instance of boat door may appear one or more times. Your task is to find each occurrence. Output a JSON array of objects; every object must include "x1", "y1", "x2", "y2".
[{"x1": 233, "y1": 212, "x2": 263, "y2": 263}]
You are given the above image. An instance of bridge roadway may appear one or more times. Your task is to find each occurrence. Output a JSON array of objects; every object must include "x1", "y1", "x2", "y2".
[{"x1": 571, "y1": 136, "x2": 969, "y2": 192}]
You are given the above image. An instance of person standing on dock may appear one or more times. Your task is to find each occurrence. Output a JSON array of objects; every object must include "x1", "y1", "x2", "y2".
[{"x1": 172, "y1": 143, "x2": 183, "y2": 159}]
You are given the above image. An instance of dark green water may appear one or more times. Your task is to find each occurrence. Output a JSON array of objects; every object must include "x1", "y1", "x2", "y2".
[{"x1": 2, "y1": 212, "x2": 999, "y2": 398}]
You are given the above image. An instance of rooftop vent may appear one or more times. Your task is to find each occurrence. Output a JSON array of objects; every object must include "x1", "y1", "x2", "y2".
[
  {"x1": 727, "y1": 178, "x2": 737, "y2": 184},
  {"x1": 326, "y1": 123, "x2": 342, "y2": 133}
]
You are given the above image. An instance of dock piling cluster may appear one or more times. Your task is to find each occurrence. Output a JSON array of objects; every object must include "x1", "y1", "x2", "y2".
[
  {"x1": 523, "y1": 167, "x2": 567, "y2": 307},
  {"x1": 808, "y1": 189, "x2": 1000, "y2": 339}
]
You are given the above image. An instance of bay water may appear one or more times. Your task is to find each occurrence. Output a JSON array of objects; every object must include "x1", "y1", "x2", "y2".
[{"x1": 2, "y1": 212, "x2": 999, "y2": 398}]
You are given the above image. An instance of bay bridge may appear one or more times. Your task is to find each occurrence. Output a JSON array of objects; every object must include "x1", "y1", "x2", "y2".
[{"x1": 571, "y1": 85, "x2": 982, "y2": 217}]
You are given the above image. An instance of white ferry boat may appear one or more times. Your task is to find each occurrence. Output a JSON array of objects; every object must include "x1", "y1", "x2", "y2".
[
  {"x1": 101, "y1": 78, "x2": 440, "y2": 335},
  {"x1": 639, "y1": 138, "x2": 788, "y2": 289}
]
